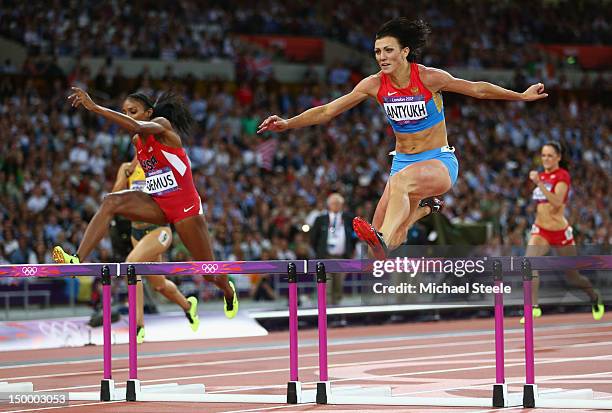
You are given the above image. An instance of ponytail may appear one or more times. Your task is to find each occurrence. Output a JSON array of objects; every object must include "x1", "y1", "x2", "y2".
[{"x1": 127, "y1": 91, "x2": 194, "y2": 138}]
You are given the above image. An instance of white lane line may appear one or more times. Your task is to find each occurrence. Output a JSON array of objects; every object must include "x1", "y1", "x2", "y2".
[
  {"x1": 40, "y1": 341, "x2": 612, "y2": 392},
  {"x1": 4, "y1": 329, "x2": 612, "y2": 382},
  {"x1": 4, "y1": 320, "x2": 611, "y2": 371}
]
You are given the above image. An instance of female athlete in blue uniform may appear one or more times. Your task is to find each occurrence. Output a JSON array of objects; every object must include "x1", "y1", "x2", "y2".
[{"x1": 258, "y1": 18, "x2": 547, "y2": 259}]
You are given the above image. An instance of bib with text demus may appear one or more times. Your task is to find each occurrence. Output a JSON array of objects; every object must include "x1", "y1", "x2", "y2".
[{"x1": 145, "y1": 167, "x2": 179, "y2": 196}]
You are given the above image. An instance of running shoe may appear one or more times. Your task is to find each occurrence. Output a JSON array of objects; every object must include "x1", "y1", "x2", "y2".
[
  {"x1": 352, "y1": 216, "x2": 388, "y2": 260},
  {"x1": 520, "y1": 306, "x2": 542, "y2": 324},
  {"x1": 52, "y1": 246, "x2": 80, "y2": 264},
  {"x1": 419, "y1": 197, "x2": 445, "y2": 215},
  {"x1": 136, "y1": 326, "x2": 145, "y2": 344},
  {"x1": 224, "y1": 280, "x2": 239, "y2": 319},
  {"x1": 592, "y1": 292, "x2": 605, "y2": 321},
  {"x1": 185, "y1": 296, "x2": 200, "y2": 331}
]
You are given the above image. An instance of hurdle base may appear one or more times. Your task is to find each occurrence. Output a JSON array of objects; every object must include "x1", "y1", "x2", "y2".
[
  {"x1": 528, "y1": 386, "x2": 612, "y2": 409},
  {"x1": 323, "y1": 382, "x2": 500, "y2": 407},
  {"x1": 287, "y1": 381, "x2": 301, "y2": 404},
  {"x1": 492, "y1": 383, "x2": 522, "y2": 407},
  {"x1": 316, "y1": 381, "x2": 330, "y2": 404},
  {"x1": 523, "y1": 384, "x2": 536, "y2": 408},
  {"x1": 132, "y1": 382, "x2": 315, "y2": 404},
  {"x1": 100, "y1": 379, "x2": 115, "y2": 402},
  {"x1": 126, "y1": 379, "x2": 141, "y2": 402}
]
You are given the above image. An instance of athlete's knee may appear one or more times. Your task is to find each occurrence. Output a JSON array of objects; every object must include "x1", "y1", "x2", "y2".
[
  {"x1": 389, "y1": 173, "x2": 417, "y2": 196},
  {"x1": 101, "y1": 192, "x2": 125, "y2": 213}
]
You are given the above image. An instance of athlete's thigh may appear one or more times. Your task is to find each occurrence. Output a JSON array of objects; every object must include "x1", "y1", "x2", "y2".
[
  {"x1": 106, "y1": 190, "x2": 167, "y2": 226},
  {"x1": 526, "y1": 234, "x2": 550, "y2": 257},
  {"x1": 126, "y1": 228, "x2": 172, "y2": 262},
  {"x1": 174, "y1": 215, "x2": 214, "y2": 261},
  {"x1": 394, "y1": 159, "x2": 451, "y2": 199},
  {"x1": 554, "y1": 243, "x2": 577, "y2": 257},
  {"x1": 373, "y1": 181, "x2": 390, "y2": 230}
]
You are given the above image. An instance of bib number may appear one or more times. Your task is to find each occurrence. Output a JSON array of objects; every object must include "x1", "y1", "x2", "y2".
[{"x1": 145, "y1": 168, "x2": 178, "y2": 195}]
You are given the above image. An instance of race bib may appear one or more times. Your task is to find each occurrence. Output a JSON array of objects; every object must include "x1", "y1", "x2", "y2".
[
  {"x1": 532, "y1": 183, "x2": 553, "y2": 201},
  {"x1": 130, "y1": 180, "x2": 146, "y2": 191},
  {"x1": 384, "y1": 95, "x2": 428, "y2": 123},
  {"x1": 145, "y1": 167, "x2": 179, "y2": 195}
]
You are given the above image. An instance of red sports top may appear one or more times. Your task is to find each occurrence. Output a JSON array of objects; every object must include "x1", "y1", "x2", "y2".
[
  {"x1": 532, "y1": 167, "x2": 571, "y2": 204},
  {"x1": 134, "y1": 135, "x2": 198, "y2": 200},
  {"x1": 376, "y1": 62, "x2": 445, "y2": 133}
]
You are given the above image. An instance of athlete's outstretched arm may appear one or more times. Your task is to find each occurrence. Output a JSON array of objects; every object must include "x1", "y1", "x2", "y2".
[
  {"x1": 257, "y1": 76, "x2": 377, "y2": 133},
  {"x1": 68, "y1": 87, "x2": 168, "y2": 136},
  {"x1": 422, "y1": 67, "x2": 548, "y2": 101}
]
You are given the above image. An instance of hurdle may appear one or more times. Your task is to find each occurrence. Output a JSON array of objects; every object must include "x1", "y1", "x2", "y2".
[
  {"x1": 312, "y1": 258, "x2": 524, "y2": 407},
  {"x1": 0, "y1": 263, "x2": 123, "y2": 401},
  {"x1": 520, "y1": 256, "x2": 612, "y2": 410},
  {"x1": 121, "y1": 259, "x2": 318, "y2": 404}
]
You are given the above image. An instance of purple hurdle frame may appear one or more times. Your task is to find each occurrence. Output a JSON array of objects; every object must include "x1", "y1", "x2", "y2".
[
  {"x1": 100, "y1": 265, "x2": 115, "y2": 401},
  {"x1": 286, "y1": 262, "x2": 301, "y2": 403},
  {"x1": 122, "y1": 260, "x2": 304, "y2": 403},
  {"x1": 521, "y1": 258, "x2": 537, "y2": 408},
  {"x1": 492, "y1": 259, "x2": 508, "y2": 407},
  {"x1": 315, "y1": 262, "x2": 329, "y2": 404},
  {"x1": 126, "y1": 265, "x2": 139, "y2": 401}
]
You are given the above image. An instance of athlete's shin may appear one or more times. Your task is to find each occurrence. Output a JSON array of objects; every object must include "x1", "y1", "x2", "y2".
[{"x1": 76, "y1": 196, "x2": 119, "y2": 260}]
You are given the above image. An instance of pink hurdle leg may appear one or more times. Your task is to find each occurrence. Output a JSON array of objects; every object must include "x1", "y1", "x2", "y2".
[{"x1": 316, "y1": 262, "x2": 329, "y2": 404}]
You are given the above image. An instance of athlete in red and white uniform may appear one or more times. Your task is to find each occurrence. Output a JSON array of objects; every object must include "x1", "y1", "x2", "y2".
[
  {"x1": 135, "y1": 134, "x2": 203, "y2": 223},
  {"x1": 524, "y1": 141, "x2": 603, "y2": 322},
  {"x1": 53, "y1": 88, "x2": 238, "y2": 319},
  {"x1": 530, "y1": 162, "x2": 573, "y2": 246}
]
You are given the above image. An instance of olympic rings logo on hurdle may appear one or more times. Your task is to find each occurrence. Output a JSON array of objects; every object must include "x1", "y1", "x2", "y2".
[
  {"x1": 21, "y1": 267, "x2": 38, "y2": 276},
  {"x1": 201, "y1": 263, "x2": 220, "y2": 273}
]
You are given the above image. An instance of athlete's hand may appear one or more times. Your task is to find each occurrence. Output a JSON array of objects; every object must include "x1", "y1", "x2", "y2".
[
  {"x1": 522, "y1": 83, "x2": 548, "y2": 101},
  {"x1": 257, "y1": 115, "x2": 289, "y2": 134},
  {"x1": 529, "y1": 170, "x2": 540, "y2": 184},
  {"x1": 68, "y1": 87, "x2": 97, "y2": 111}
]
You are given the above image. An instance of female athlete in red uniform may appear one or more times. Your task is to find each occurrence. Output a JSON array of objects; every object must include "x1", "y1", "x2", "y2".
[
  {"x1": 53, "y1": 88, "x2": 238, "y2": 319},
  {"x1": 524, "y1": 141, "x2": 604, "y2": 322},
  {"x1": 258, "y1": 18, "x2": 547, "y2": 259}
]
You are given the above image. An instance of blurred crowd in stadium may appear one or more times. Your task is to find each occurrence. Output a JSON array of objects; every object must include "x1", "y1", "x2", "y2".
[
  {"x1": 0, "y1": 0, "x2": 609, "y2": 278},
  {"x1": 1, "y1": 0, "x2": 609, "y2": 63}
]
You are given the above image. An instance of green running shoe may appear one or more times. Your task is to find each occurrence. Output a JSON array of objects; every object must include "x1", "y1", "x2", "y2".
[
  {"x1": 186, "y1": 296, "x2": 200, "y2": 332},
  {"x1": 52, "y1": 246, "x2": 80, "y2": 264},
  {"x1": 592, "y1": 293, "x2": 605, "y2": 321},
  {"x1": 224, "y1": 281, "x2": 239, "y2": 319},
  {"x1": 136, "y1": 326, "x2": 145, "y2": 344},
  {"x1": 520, "y1": 306, "x2": 542, "y2": 324}
]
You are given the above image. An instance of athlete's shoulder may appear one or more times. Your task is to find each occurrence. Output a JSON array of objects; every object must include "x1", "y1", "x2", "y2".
[
  {"x1": 558, "y1": 167, "x2": 571, "y2": 181},
  {"x1": 418, "y1": 65, "x2": 449, "y2": 84},
  {"x1": 353, "y1": 73, "x2": 381, "y2": 96},
  {"x1": 357, "y1": 73, "x2": 382, "y2": 88}
]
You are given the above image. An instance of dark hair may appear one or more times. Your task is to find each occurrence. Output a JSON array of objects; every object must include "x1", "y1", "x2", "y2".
[
  {"x1": 126, "y1": 91, "x2": 194, "y2": 138},
  {"x1": 127, "y1": 92, "x2": 155, "y2": 110},
  {"x1": 543, "y1": 141, "x2": 569, "y2": 170},
  {"x1": 375, "y1": 18, "x2": 431, "y2": 62}
]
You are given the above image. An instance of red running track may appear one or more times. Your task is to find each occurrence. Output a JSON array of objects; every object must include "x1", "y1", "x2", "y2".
[{"x1": 0, "y1": 313, "x2": 611, "y2": 413}]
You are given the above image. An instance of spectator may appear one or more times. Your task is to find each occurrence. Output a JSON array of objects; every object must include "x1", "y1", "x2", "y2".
[{"x1": 310, "y1": 193, "x2": 357, "y2": 305}]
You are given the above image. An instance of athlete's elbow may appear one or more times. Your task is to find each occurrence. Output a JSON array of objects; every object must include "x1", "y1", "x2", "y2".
[
  {"x1": 319, "y1": 107, "x2": 335, "y2": 124},
  {"x1": 474, "y1": 84, "x2": 489, "y2": 99}
]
